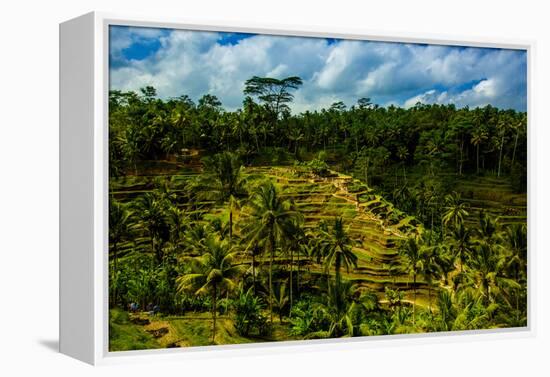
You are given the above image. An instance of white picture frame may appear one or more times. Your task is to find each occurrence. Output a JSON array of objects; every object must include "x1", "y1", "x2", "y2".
[{"x1": 59, "y1": 11, "x2": 535, "y2": 365}]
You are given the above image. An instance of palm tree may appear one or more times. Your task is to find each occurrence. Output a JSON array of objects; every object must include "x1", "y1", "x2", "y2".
[
  {"x1": 397, "y1": 145, "x2": 409, "y2": 182},
  {"x1": 282, "y1": 227, "x2": 305, "y2": 314},
  {"x1": 122, "y1": 126, "x2": 142, "y2": 175},
  {"x1": 109, "y1": 198, "x2": 134, "y2": 305},
  {"x1": 170, "y1": 105, "x2": 191, "y2": 147},
  {"x1": 308, "y1": 280, "x2": 360, "y2": 338},
  {"x1": 505, "y1": 223, "x2": 527, "y2": 282},
  {"x1": 196, "y1": 152, "x2": 247, "y2": 241},
  {"x1": 466, "y1": 242, "x2": 519, "y2": 305},
  {"x1": 495, "y1": 118, "x2": 508, "y2": 177},
  {"x1": 246, "y1": 242, "x2": 262, "y2": 295},
  {"x1": 184, "y1": 223, "x2": 211, "y2": 255},
  {"x1": 452, "y1": 289, "x2": 492, "y2": 330},
  {"x1": 435, "y1": 245, "x2": 455, "y2": 287},
  {"x1": 232, "y1": 285, "x2": 266, "y2": 336},
  {"x1": 505, "y1": 223, "x2": 527, "y2": 320},
  {"x1": 319, "y1": 217, "x2": 358, "y2": 288},
  {"x1": 288, "y1": 127, "x2": 304, "y2": 155},
  {"x1": 134, "y1": 193, "x2": 170, "y2": 264},
  {"x1": 241, "y1": 182, "x2": 302, "y2": 322},
  {"x1": 364, "y1": 127, "x2": 380, "y2": 148},
  {"x1": 421, "y1": 243, "x2": 440, "y2": 314},
  {"x1": 271, "y1": 282, "x2": 289, "y2": 323},
  {"x1": 232, "y1": 112, "x2": 247, "y2": 148},
  {"x1": 471, "y1": 128, "x2": 488, "y2": 174},
  {"x1": 442, "y1": 192, "x2": 469, "y2": 230},
  {"x1": 476, "y1": 211, "x2": 500, "y2": 244},
  {"x1": 176, "y1": 236, "x2": 242, "y2": 343},
  {"x1": 435, "y1": 290, "x2": 457, "y2": 332},
  {"x1": 511, "y1": 114, "x2": 526, "y2": 168},
  {"x1": 109, "y1": 199, "x2": 133, "y2": 272},
  {"x1": 449, "y1": 222, "x2": 472, "y2": 274},
  {"x1": 166, "y1": 204, "x2": 187, "y2": 244},
  {"x1": 399, "y1": 236, "x2": 424, "y2": 325}
]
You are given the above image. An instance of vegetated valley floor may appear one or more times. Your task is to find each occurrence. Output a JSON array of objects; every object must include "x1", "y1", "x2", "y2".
[{"x1": 109, "y1": 156, "x2": 526, "y2": 349}]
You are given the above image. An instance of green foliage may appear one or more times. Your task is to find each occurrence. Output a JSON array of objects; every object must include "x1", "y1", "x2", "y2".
[
  {"x1": 233, "y1": 287, "x2": 269, "y2": 336},
  {"x1": 289, "y1": 296, "x2": 331, "y2": 337},
  {"x1": 109, "y1": 309, "x2": 160, "y2": 351},
  {"x1": 305, "y1": 158, "x2": 330, "y2": 177},
  {"x1": 107, "y1": 78, "x2": 527, "y2": 349}
]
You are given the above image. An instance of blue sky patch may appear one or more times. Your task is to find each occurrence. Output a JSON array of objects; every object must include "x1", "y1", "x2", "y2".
[{"x1": 218, "y1": 32, "x2": 255, "y2": 45}]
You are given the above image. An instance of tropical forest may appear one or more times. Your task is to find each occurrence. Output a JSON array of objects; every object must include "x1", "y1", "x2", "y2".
[{"x1": 108, "y1": 75, "x2": 527, "y2": 350}]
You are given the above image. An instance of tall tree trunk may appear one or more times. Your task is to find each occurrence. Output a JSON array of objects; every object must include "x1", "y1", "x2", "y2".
[
  {"x1": 289, "y1": 247, "x2": 293, "y2": 316},
  {"x1": 252, "y1": 251, "x2": 256, "y2": 295},
  {"x1": 229, "y1": 208, "x2": 233, "y2": 242},
  {"x1": 112, "y1": 242, "x2": 118, "y2": 306},
  {"x1": 512, "y1": 131, "x2": 519, "y2": 167},
  {"x1": 476, "y1": 143, "x2": 480, "y2": 175},
  {"x1": 428, "y1": 283, "x2": 432, "y2": 315},
  {"x1": 296, "y1": 252, "x2": 300, "y2": 301},
  {"x1": 364, "y1": 157, "x2": 370, "y2": 186},
  {"x1": 413, "y1": 273, "x2": 417, "y2": 326},
  {"x1": 335, "y1": 256, "x2": 341, "y2": 289},
  {"x1": 211, "y1": 285, "x2": 217, "y2": 343},
  {"x1": 459, "y1": 138, "x2": 464, "y2": 176},
  {"x1": 151, "y1": 236, "x2": 156, "y2": 264},
  {"x1": 515, "y1": 267, "x2": 520, "y2": 323},
  {"x1": 269, "y1": 233, "x2": 275, "y2": 323},
  {"x1": 498, "y1": 134, "x2": 504, "y2": 177}
]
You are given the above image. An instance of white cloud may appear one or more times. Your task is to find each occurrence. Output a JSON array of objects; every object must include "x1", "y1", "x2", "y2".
[
  {"x1": 403, "y1": 75, "x2": 523, "y2": 110},
  {"x1": 109, "y1": 28, "x2": 527, "y2": 111}
]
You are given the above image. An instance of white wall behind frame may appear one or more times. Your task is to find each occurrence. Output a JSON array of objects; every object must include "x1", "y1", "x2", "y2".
[{"x1": 0, "y1": 0, "x2": 548, "y2": 376}]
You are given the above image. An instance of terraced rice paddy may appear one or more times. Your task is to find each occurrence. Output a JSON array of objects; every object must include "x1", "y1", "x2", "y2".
[
  {"x1": 455, "y1": 176, "x2": 527, "y2": 226},
  {"x1": 242, "y1": 166, "x2": 432, "y2": 304},
  {"x1": 111, "y1": 163, "x2": 435, "y2": 306},
  {"x1": 109, "y1": 155, "x2": 527, "y2": 349}
]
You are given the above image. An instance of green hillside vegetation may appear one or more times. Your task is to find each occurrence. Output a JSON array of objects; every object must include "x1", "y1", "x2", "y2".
[{"x1": 108, "y1": 77, "x2": 527, "y2": 350}]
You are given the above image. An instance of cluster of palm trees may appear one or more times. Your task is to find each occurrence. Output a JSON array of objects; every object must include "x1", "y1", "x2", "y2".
[
  {"x1": 109, "y1": 149, "x2": 527, "y2": 345},
  {"x1": 109, "y1": 81, "x2": 527, "y2": 190},
  {"x1": 109, "y1": 154, "x2": 360, "y2": 341},
  {"x1": 108, "y1": 76, "x2": 527, "y2": 346},
  {"x1": 398, "y1": 203, "x2": 527, "y2": 331}
]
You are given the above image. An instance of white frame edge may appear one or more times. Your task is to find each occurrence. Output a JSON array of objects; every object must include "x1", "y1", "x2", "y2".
[
  {"x1": 60, "y1": 12, "x2": 96, "y2": 364},
  {"x1": 59, "y1": 11, "x2": 536, "y2": 365}
]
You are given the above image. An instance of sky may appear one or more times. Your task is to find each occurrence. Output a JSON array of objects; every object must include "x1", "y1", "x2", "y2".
[{"x1": 109, "y1": 25, "x2": 527, "y2": 112}]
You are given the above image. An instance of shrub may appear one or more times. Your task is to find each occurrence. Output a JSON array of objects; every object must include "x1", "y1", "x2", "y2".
[
  {"x1": 233, "y1": 287, "x2": 268, "y2": 336},
  {"x1": 306, "y1": 159, "x2": 330, "y2": 177},
  {"x1": 289, "y1": 296, "x2": 331, "y2": 337},
  {"x1": 178, "y1": 293, "x2": 211, "y2": 314}
]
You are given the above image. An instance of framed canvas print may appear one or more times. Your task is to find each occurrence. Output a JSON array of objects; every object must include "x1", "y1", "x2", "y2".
[{"x1": 60, "y1": 12, "x2": 533, "y2": 365}]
